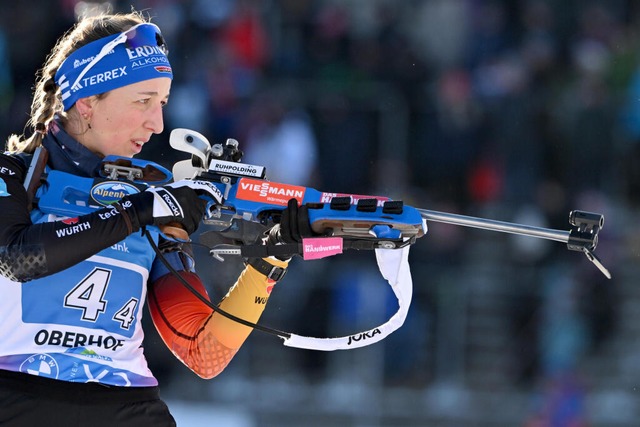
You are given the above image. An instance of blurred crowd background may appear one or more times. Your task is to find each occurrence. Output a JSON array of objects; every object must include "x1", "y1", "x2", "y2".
[{"x1": 2, "y1": 0, "x2": 640, "y2": 425}]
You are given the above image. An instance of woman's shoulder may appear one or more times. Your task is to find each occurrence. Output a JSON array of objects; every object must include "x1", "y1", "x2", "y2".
[{"x1": 0, "y1": 150, "x2": 30, "y2": 174}]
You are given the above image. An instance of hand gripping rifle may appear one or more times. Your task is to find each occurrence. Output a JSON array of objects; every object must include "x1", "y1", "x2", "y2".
[{"x1": 169, "y1": 128, "x2": 611, "y2": 280}]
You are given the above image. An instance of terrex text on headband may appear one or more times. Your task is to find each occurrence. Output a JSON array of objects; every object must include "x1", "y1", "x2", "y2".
[{"x1": 55, "y1": 23, "x2": 172, "y2": 111}]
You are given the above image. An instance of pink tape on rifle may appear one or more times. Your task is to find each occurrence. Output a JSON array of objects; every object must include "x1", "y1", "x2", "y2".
[{"x1": 302, "y1": 237, "x2": 343, "y2": 260}]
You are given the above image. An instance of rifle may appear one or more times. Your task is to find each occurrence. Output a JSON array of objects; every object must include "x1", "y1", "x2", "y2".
[
  {"x1": 29, "y1": 129, "x2": 611, "y2": 350},
  {"x1": 168, "y1": 128, "x2": 611, "y2": 279}
]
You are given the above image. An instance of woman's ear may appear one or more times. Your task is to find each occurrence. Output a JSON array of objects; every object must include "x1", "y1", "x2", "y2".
[{"x1": 74, "y1": 96, "x2": 95, "y2": 121}]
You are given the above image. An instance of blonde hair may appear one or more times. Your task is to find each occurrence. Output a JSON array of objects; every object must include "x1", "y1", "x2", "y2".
[{"x1": 6, "y1": 11, "x2": 149, "y2": 154}]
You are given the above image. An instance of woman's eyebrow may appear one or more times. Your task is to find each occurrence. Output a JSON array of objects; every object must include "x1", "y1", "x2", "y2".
[{"x1": 137, "y1": 90, "x2": 170, "y2": 99}]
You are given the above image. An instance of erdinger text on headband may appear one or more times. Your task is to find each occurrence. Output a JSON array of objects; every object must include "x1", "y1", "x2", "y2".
[
  {"x1": 72, "y1": 23, "x2": 168, "y2": 90},
  {"x1": 55, "y1": 23, "x2": 172, "y2": 111}
]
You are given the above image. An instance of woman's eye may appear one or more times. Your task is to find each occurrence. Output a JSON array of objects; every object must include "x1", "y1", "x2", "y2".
[{"x1": 138, "y1": 98, "x2": 151, "y2": 104}]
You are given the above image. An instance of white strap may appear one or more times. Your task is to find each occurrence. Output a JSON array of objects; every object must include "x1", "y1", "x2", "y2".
[{"x1": 281, "y1": 245, "x2": 412, "y2": 351}]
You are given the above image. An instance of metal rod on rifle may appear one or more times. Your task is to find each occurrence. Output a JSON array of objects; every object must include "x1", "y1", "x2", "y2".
[{"x1": 418, "y1": 209, "x2": 571, "y2": 243}]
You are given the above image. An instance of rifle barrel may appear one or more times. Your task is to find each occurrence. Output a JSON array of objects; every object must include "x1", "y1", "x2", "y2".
[{"x1": 418, "y1": 209, "x2": 570, "y2": 243}]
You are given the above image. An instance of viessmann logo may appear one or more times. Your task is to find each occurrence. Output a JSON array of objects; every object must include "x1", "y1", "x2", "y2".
[
  {"x1": 90, "y1": 181, "x2": 140, "y2": 206},
  {"x1": 236, "y1": 178, "x2": 305, "y2": 206}
]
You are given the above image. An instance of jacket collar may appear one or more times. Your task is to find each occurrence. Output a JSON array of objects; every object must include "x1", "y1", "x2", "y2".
[{"x1": 42, "y1": 118, "x2": 103, "y2": 177}]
